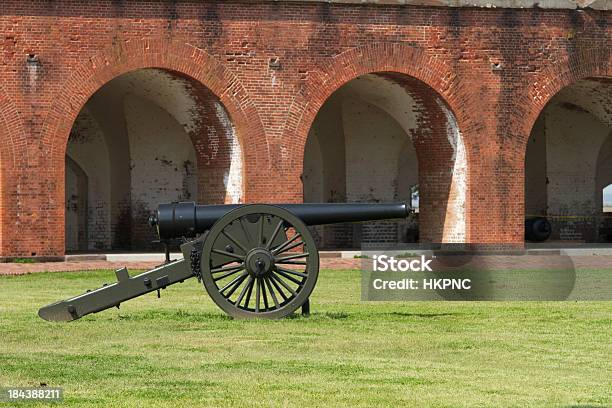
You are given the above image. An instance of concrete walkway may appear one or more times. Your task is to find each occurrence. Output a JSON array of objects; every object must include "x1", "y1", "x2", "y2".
[
  {"x1": 3, "y1": 248, "x2": 612, "y2": 276},
  {"x1": 0, "y1": 258, "x2": 362, "y2": 276}
]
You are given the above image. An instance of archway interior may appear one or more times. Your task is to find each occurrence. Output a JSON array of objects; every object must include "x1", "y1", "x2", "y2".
[
  {"x1": 603, "y1": 184, "x2": 612, "y2": 212},
  {"x1": 303, "y1": 73, "x2": 465, "y2": 249},
  {"x1": 65, "y1": 68, "x2": 243, "y2": 252},
  {"x1": 525, "y1": 77, "x2": 612, "y2": 243}
]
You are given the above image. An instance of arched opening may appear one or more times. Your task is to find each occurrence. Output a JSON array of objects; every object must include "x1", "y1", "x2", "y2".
[
  {"x1": 603, "y1": 184, "x2": 612, "y2": 213},
  {"x1": 303, "y1": 73, "x2": 466, "y2": 249},
  {"x1": 65, "y1": 156, "x2": 89, "y2": 251},
  {"x1": 65, "y1": 68, "x2": 243, "y2": 252},
  {"x1": 525, "y1": 77, "x2": 612, "y2": 243}
]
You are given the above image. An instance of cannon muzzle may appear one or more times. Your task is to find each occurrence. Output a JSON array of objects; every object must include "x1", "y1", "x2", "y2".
[{"x1": 151, "y1": 202, "x2": 411, "y2": 240}]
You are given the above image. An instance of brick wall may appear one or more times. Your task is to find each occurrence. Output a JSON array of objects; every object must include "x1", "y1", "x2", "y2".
[{"x1": 0, "y1": 1, "x2": 610, "y2": 256}]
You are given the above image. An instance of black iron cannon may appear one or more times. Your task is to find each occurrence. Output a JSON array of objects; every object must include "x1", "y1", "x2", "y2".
[
  {"x1": 39, "y1": 202, "x2": 410, "y2": 321},
  {"x1": 525, "y1": 217, "x2": 552, "y2": 242}
]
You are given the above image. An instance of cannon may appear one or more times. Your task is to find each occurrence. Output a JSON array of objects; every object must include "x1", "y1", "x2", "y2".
[
  {"x1": 525, "y1": 217, "x2": 552, "y2": 242},
  {"x1": 39, "y1": 202, "x2": 410, "y2": 321}
]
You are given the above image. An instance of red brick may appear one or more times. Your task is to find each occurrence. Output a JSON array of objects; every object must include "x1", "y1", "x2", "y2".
[{"x1": 0, "y1": 1, "x2": 609, "y2": 255}]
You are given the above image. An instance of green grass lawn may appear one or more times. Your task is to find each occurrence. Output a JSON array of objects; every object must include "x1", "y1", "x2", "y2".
[{"x1": 0, "y1": 269, "x2": 610, "y2": 407}]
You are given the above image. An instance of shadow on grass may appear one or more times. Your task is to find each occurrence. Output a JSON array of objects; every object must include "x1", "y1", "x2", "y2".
[
  {"x1": 115, "y1": 310, "x2": 232, "y2": 322},
  {"x1": 286, "y1": 311, "x2": 350, "y2": 320},
  {"x1": 386, "y1": 312, "x2": 463, "y2": 318},
  {"x1": 114, "y1": 310, "x2": 460, "y2": 322}
]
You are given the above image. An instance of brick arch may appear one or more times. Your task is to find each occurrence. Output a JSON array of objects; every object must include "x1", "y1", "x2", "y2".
[
  {"x1": 41, "y1": 38, "x2": 268, "y2": 196},
  {"x1": 34, "y1": 38, "x2": 271, "y2": 254},
  {"x1": 508, "y1": 47, "x2": 611, "y2": 246},
  {"x1": 283, "y1": 43, "x2": 473, "y2": 243},
  {"x1": 281, "y1": 43, "x2": 473, "y2": 176},
  {"x1": 0, "y1": 87, "x2": 28, "y2": 256},
  {"x1": 522, "y1": 46, "x2": 611, "y2": 144}
]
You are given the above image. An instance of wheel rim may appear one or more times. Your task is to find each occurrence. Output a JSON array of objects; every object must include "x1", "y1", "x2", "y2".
[{"x1": 201, "y1": 204, "x2": 319, "y2": 318}]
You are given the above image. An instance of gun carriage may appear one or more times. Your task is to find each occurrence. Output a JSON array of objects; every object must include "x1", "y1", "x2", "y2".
[{"x1": 39, "y1": 202, "x2": 410, "y2": 321}]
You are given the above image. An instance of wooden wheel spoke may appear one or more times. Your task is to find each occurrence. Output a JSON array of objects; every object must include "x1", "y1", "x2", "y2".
[
  {"x1": 211, "y1": 259, "x2": 240, "y2": 270},
  {"x1": 272, "y1": 233, "x2": 302, "y2": 255},
  {"x1": 273, "y1": 239, "x2": 304, "y2": 255},
  {"x1": 255, "y1": 277, "x2": 261, "y2": 312},
  {"x1": 212, "y1": 248, "x2": 244, "y2": 261},
  {"x1": 221, "y1": 230, "x2": 248, "y2": 254},
  {"x1": 260, "y1": 277, "x2": 269, "y2": 310},
  {"x1": 265, "y1": 219, "x2": 285, "y2": 250},
  {"x1": 225, "y1": 274, "x2": 248, "y2": 298},
  {"x1": 213, "y1": 267, "x2": 245, "y2": 282},
  {"x1": 275, "y1": 266, "x2": 307, "y2": 279},
  {"x1": 235, "y1": 275, "x2": 254, "y2": 307},
  {"x1": 274, "y1": 267, "x2": 304, "y2": 286},
  {"x1": 257, "y1": 215, "x2": 265, "y2": 246},
  {"x1": 211, "y1": 263, "x2": 244, "y2": 273},
  {"x1": 269, "y1": 275, "x2": 288, "y2": 301},
  {"x1": 240, "y1": 217, "x2": 255, "y2": 247},
  {"x1": 264, "y1": 277, "x2": 280, "y2": 309},
  {"x1": 219, "y1": 271, "x2": 248, "y2": 295},
  {"x1": 244, "y1": 277, "x2": 255, "y2": 309},
  {"x1": 276, "y1": 260, "x2": 307, "y2": 266},
  {"x1": 275, "y1": 252, "x2": 309, "y2": 263},
  {"x1": 270, "y1": 272, "x2": 297, "y2": 297}
]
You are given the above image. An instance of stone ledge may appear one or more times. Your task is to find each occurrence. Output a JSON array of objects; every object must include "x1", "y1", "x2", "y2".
[{"x1": 266, "y1": 0, "x2": 610, "y2": 10}]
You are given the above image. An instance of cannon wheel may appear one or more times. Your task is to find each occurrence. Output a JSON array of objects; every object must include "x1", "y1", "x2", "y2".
[{"x1": 200, "y1": 204, "x2": 319, "y2": 319}]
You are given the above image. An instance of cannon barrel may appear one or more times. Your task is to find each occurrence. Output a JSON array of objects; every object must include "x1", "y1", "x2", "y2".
[{"x1": 151, "y1": 201, "x2": 411, "y2": 240}]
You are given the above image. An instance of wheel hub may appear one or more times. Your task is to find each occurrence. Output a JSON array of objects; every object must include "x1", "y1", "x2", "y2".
[
  {"x1": 245, "y1": 248, "x2": 274, "y2": 277},
  {"x1": 201, "y1": 204, "x2": 319, "y2": 318}
]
